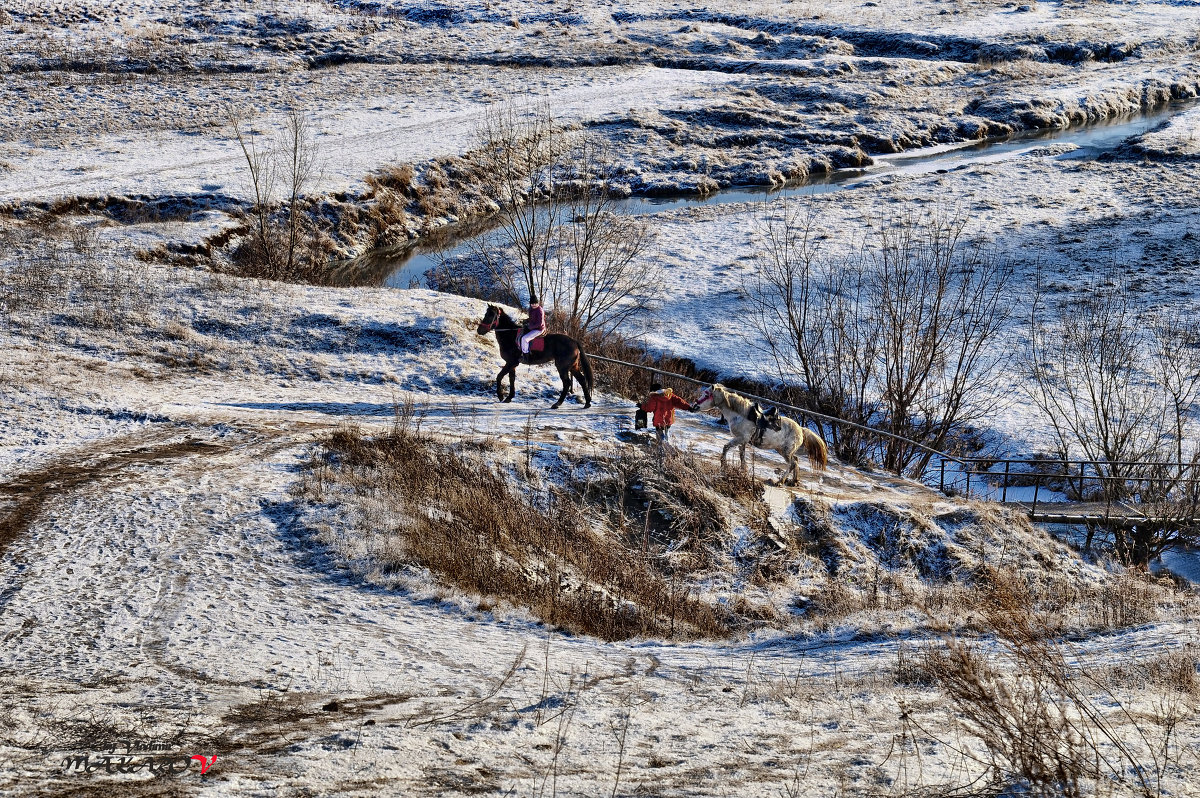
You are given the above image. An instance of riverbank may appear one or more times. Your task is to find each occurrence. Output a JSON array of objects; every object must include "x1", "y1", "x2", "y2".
[{"x1": 4, "y1": 0, "x2": 1200, "y2": 261}]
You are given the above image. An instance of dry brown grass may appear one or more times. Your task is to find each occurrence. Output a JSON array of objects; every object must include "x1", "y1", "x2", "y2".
[
  {"x1": 301, "y1": 422, "x2": 734, "y2": 640},
  {"x1": 922, "y1": 574, "x2": 1197, "y2": 797},
  {"x1": 294, "y1": 402, "x2": 1193, "y2": 648}
]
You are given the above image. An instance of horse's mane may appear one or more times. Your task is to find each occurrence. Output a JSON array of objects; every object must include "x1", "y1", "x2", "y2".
[
  {"x1": 491, "y1": 307, "x2": 519, "y2": 330},
  {"x1": 713, "y1": 383, "x2": 754, "y2": 417}
]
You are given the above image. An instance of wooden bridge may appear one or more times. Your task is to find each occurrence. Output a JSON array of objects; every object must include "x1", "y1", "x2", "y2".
[
  {"x1": 1014, "y1": 502, "x2": 1152, "y2": 525},
  {"x1": 939, "y1": 458, "x2": 1200, "y2": 526}
]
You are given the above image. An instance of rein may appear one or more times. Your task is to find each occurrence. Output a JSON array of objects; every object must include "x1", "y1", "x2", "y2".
[{"x1": 477, "y1": 307, "x2": 518, "y2": 335}]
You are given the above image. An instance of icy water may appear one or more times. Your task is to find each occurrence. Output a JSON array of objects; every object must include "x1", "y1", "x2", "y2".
[
  {"x1": 1158, "y1": 548, "x2": 1200, "y2": 584},
  {"x1": 360, "y1": 101, "x2": 1195, "y2": 288}
]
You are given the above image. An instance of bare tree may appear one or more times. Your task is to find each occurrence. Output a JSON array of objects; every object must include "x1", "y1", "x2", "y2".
[
  {"x1": 470, "y1": 103, "x2": 565, "y2": 304},
  {"x1": 465, "y1": 105, "x2": 657, "y2": 335},
  {"x1": 1026, "y1": 282, "x2": 1164, "y2": 484},
  {"x1": 227, "y1": 106, "x2": 327, "y2": 282},
  {"x1": 1025, "y1": 276, "x2": 1200, "y2": 564},
  {"x1": 281, "y1": 108, "x2": 319, "y2": 278},
  {"x1": 747, "y1": 202, "x2": 881, "y2": 464},
  {"x1": 549, "y1": 137, "x2": 658, "y2": 337},
  {"x1": 1148, "y1": 310, "x2": 1200, "y2": 472},
  {"x1": 747, "y1": 202, "x2": 1011, "y2": 474},
  {"x1": 873, "y1": 208, "x2": 1011, "y2": 473},
  {"x1": 229, "y1": 107, "x2": 278, "y2": 274}
]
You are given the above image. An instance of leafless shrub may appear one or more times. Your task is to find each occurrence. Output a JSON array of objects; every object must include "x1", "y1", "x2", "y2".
[
  {"x1": 748, "y1": 201, "x2": 1011, "y2": 474},
  {"x1": 894, "y1": 642, "x2": 939, "y2": 688},
  {"x1": 926, "y1": 576, "x2": 1190, "y2": 797},
  {"x1": 227, "y1": 107, "x2": 335, "y2": 283}
]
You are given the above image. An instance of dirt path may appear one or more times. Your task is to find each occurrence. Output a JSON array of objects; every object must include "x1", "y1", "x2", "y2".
[{"x1": 0, "y1": 432, "x2": 230, "y2": 560}]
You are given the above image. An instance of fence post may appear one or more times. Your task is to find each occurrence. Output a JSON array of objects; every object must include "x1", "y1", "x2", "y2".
[
  {"x1": 965, "y1": 465, "x2": 971, "y2": 500},
  {"x1": 1032, "y1": 475, "x2": 1040, "y2": 519},
  {"x1": 1002, "y1": 460, "x2": 1010, "y2": 503},
  {"x1": 940, "y1": 458, "x2": 946, "y2": 494}
]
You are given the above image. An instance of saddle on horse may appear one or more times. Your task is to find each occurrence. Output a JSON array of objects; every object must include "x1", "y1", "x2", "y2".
[
  {"x1": 519, "y1": 334, "x2": 545, "y2": 364},
  {"x1": 750, "y1": 404, "x2": 782, "y2": 446}
]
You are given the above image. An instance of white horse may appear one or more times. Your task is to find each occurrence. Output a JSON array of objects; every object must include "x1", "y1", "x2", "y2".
[{"x1": 694, "y1": 383, "x2": 828, "y2": 485}]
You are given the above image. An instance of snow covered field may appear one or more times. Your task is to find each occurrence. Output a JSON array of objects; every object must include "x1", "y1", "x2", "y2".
[{"x1": 4, "y1": 1, "x2": 1200, "y2": 795}]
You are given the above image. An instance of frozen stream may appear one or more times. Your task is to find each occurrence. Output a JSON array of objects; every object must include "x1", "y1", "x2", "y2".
[{"x1": 367, "y1": 100, "x2": 1195, "y2": 288}]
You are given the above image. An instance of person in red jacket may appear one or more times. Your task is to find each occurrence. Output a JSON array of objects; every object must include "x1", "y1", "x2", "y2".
[{"x1": 639, "y1": 383, "x2": 695, "y2": 447}]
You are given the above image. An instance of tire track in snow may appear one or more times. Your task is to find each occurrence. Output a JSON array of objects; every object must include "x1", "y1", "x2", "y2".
[{"x1": 0, "y1": 432, "x2": 230, "y2": 619}]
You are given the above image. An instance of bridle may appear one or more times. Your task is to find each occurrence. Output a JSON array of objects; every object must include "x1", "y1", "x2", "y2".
[
  {"x1": 696, "y1": 386, "x2": 715, "y2": 407},
  {"x1": 477, "y1": 307, "x2": 499, "y2": 334}
]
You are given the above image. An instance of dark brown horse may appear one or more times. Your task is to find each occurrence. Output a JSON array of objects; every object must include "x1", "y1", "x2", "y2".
[{"x1": 476, "y1": 305, "x2": 594, "y2": 409}]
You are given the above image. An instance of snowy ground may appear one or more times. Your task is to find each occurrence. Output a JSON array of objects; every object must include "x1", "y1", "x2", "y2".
[
  {"x1": 3, "y1": 276, "x2": 1198, "y2": 796},
  {"x1": 4, "y1": 1, "x2": 1200, "y2": 795}
]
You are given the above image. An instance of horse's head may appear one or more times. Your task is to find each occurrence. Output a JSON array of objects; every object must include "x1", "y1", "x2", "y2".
[
  {"x1": 477, "y1": 305, "x2": 499, "y2": 335},
  {"x1": 694, "y1": 385, "x2": 716, "y2": 411}
]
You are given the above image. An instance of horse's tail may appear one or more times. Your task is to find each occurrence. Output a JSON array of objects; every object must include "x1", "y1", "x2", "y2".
[
  {"x1": 577, "y1": 347, "x2": 594, "y2": 393},
  {"x1": 803, "y1": 427, "x2": 828, "y2": 471}
]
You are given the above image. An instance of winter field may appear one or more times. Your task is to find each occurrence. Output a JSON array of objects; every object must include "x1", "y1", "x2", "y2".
[{"x1": 4, "y1": 1, "x2": 1200, "y2": 796}]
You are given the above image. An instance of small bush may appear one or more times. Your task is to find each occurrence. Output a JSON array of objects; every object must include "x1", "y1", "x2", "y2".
[{"x1": 926, "y1": 575, "x2": 1188, "y2": 797}]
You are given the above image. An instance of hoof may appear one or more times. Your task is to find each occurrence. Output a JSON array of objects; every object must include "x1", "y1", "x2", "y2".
[
  {"x1": 582, "y1": 402, "x2": 591, "y2": 409},
  {"x1": 551, "y1": 402, "x2": 563, "y2": 410}
]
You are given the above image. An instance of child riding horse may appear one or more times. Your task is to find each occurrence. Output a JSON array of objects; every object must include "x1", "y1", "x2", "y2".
[{"x1": 477, "y1": 304, "x2": 593, "y2": 409}]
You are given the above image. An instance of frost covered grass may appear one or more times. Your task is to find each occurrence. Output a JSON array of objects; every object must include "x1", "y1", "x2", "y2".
[{"x1": 0, "y1": 217, "x2": 162, "y2": 333}]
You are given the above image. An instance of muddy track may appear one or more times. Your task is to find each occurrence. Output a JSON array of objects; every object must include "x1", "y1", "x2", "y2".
[{"x1": 0, "y1": 435, "x2": 231, "y2": 562}]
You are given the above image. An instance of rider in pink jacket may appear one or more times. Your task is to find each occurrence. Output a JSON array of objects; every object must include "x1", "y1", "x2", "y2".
[{"x1": 520, "y1": 294, "x2": 545, "y2": 355}]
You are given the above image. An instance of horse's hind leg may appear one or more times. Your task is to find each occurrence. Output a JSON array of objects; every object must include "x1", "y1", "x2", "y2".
[
  {"x1": 573, "y1": 367, "x2": 591, "y2": 408},
  {"x1": 783, "y1": 457, "x2": 796, "y2": 486},
  {"x1": 783, "y1": 451, "x2": 800, "y2": 485}
]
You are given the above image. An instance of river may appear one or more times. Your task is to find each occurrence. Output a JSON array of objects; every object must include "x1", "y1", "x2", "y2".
[{"x1": 354, "y1": 100, "x2": 1195, "y2": 289}]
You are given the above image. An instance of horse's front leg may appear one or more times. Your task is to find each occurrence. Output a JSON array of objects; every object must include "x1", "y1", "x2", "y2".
[
  {"x1": 721, "y1": 439, "x2": 738, "y2": 465},
  {"x1": 496, "y1": 363, "x2": 516, "y2": 402},
  {"x1": 551, "y1": 366, "x2": 571, "y2": 409}
]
